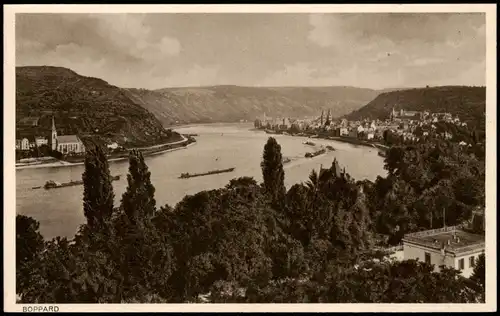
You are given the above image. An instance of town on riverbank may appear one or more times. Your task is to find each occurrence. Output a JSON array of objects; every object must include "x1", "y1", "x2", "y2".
[{"x1": 253, "y1": 107, "x2": 477, "y2": 151}]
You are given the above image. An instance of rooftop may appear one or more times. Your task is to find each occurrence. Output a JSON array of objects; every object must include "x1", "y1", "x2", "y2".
[
  {"x1": 57, "y1": 135, "x2": 81, "y2": 144},
  {"x1": 402, "y1": 226, "x2": 484, "y2": 255}
]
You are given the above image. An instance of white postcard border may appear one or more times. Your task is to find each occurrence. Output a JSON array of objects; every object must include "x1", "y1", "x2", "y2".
[{"x1": 4, "y1": 4, "x2": 497, "y2": 313}]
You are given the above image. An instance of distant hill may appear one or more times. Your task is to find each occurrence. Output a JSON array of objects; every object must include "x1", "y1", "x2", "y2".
[
  {"x1": 16, "y1": 66, "x2": 176, "y2": 146},
  {"x1": 22, "y1": 67, "x2": 483, "y2": 137},
  {"x1": 345, "y1": 86, "x2": 486, "y2": 129},
  {"x1": 123, "y1": 85, "x2": 382, "y2": 126}
]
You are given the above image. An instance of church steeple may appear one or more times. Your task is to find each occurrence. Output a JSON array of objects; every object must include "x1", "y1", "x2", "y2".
[
  {"x1": 325, "y1": 109, "x2": 331, "y2": 126},
  {"x1": 51, "y1": 116, "x2": 58, "y2": 151},
  {"x1": 391, "y1": 107, "x2": 396, "y2": 121}
]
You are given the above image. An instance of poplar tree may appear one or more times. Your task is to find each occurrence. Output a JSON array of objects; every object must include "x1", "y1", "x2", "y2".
[
  {"x1": 82, "y1": 143, "x2": 115, "y2": 230},
  {"x1": 261, "y1": 137, "x2": 286, "y2": 208},
  {"x1": 121, "y1": 150, "x2": 157, "y2": 225},
  {"x1": 119, "y1": 150, "x2": 158, "y2": 300},
  {"x1": 471, "y1": 253, "x2": 485, "y2": 290}
]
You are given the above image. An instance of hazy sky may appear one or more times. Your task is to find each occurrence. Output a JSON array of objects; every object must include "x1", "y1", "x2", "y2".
[{"x1": 16, "y1": 13, "x2": 486, "y2": 90}]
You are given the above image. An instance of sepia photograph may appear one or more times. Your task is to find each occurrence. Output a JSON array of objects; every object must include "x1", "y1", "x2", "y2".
[{"x1": 4, "y1": 4, "x2": 496, "y2": 313}]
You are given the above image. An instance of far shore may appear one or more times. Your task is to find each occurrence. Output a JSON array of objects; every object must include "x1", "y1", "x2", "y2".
[
  {"x1": 169, "y1": 121, "x2": 252, "y2": 130},
  {"x1": 252, "y1": 128, "x2": 389, "y2": 150}
]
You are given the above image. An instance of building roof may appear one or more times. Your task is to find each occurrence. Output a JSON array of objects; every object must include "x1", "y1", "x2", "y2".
[
  {"x1": 57, "y1": 135, "x2": 81, "y2": 144},
  {"x1": 404, "y1": 111, "x2": 421, "y2": 115},
  {"x1": 17, "y1": 135, "x2": 36, "y2": 142},
  {"x1": 402, "y1": 226, "x2": 484, "y2": 255}
]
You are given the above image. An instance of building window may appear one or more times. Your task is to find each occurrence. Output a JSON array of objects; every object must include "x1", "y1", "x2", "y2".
[
  {"x1": 424, "y1": 252, "x2": 431, "y2": 265},
  {"x1": 469, "y1": 256, "x2": 475, "y2": 268},
  {"x1": 459, "y1": 258, "x2": 465, "y2": 270}
]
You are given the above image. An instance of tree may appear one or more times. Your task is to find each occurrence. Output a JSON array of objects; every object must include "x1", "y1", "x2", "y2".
[
  {"x1": 285, "y1": 183, "x2": 312, "y2": 245},
  {"x1": 16, "y1": 215, "x2": 45, "y2": 301},
  {"x1": 50, "y1": 149, "x2": 63, "y2": 160},
  {"x1": 261, "y1": 137, "x2": 286, "y2": 208},
  {"x1": 470, "y1": 253, "x2": 485, "y2": 290},
  {"x1": 82, "y1": 144, "x2": 115, "y2": 231},
  {"x1": 38, "y1": 144, "x2": 51, "y2": 157},
  {"x1": 121, "y1": 150, "x2": 157, "y2": 225},
  {"x1": 116, "y1": 150, "x2": 165, "y2": 301}
]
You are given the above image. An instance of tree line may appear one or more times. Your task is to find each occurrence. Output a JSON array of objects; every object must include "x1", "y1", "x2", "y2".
[{"x1": 16, "y1": 135, "x2": 485, "y2": 303}]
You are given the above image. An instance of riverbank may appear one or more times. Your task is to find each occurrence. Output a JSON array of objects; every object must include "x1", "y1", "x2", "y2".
[
  {"x1": 253, "y1": 128, "x2": 389, "y2": 150},
  {"x1": 16, "y1": 138, "x2": 197, "y2": 170}
]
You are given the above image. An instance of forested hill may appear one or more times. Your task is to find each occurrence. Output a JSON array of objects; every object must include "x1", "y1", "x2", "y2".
[
  {"x1": 16, "y1": 66, "x2": 174, "y2": 146},
  {"x1": 345, "y1": 86, "x2": 486, "y2": 130},
  {"x1": 123, "y1": 86, "x2": 382, "y2": 126}
]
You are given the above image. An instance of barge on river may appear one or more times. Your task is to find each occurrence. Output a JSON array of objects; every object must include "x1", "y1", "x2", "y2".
[
  {"x1": 305, "y1": 148, "x2": 326, "y2": 158},
  {"x1": 179, "y1": 168, "x2": 235, "y2": 179},
  {"x1": 303, "y1": 141, "x2": 316, "y2": 146},
  {"x1": 41, "y1": 175, "x2": 121, "y2": 190}
]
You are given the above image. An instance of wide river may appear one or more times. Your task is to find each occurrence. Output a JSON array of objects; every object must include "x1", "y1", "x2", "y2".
[{"x1": 16, "y1": 123, "x2": 387, "y2": 239}]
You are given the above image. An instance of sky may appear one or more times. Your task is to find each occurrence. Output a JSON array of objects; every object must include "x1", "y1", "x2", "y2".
[{"x1": 15, "y1": 13, "x2": 486, "y2": 90}]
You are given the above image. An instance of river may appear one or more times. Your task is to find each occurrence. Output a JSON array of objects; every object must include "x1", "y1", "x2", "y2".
[{"x1": 16, "y1": 123, "x2": 387, "y2": 239}]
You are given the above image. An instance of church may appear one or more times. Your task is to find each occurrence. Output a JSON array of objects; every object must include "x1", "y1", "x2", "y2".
[{"x1": 50, "y1": 117, "x2": 86, "y2": 154}]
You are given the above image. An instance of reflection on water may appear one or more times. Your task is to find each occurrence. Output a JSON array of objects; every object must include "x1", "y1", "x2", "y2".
[{"x1": 16, "y1": 123, "x2": 387, "y2": 239}]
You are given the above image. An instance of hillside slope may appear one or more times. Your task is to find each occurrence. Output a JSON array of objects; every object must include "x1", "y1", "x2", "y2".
[
  {"x1": 124, "y1": 86, "x2": 381, "y2": 126},
  {"x1": 16, "y1": 66, "x2": 175, "y2": 146},
  {"x1": 345, "y1": 86, "x2": 486, "y2": 129}
]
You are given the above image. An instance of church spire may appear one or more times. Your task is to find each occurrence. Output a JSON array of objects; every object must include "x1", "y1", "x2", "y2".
[
  {"x1": 325, "y1": 109, "x2": 331, "y2": 126},
  {"x1": 51, "y1": 116, "x2": 58, "y2": 151}
]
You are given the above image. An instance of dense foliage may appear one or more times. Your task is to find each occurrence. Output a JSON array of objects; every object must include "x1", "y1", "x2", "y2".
[
  {"x1": 16, "y1": 135, "x2": 485, "y2": 303},
  {"x1": 371, "y1": 139, "x2": 485, "y2": 242}
]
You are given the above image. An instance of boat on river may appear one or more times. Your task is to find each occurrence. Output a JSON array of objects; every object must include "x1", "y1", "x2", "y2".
[
  {"x1": 179, "y1": 168, "x2": 235, "y2": 179},
  {"x1": 378, "y1": 151, "x2": 387, "y2": 158},
  {"x1": 303, "y1": 141, "x2": 316, "y2": 146},
  {"x1": 325, "y1": 145, "x2": 335, "y2": 151},
  {"x1": 283, "y1": 157, "x2": 291, "y2": 164},
  {"x1": 265, "y1": 130, "x2": 279, "y2": 135},
  {"x1": 42, "y1": 175, "x2": 121, "y2": 190},
  {"x1": 305, "y1": 148, "x2": 326, "y2": 158}
]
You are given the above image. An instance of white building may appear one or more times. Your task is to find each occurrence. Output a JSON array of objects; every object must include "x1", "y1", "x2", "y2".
[
  {"x1": 107, "y1": 142, "x2": 119, "y2": 150},
  {"x1": 402, "y1": 226, "x2": 484, "y2": 278},
  {"x1": 35, "y1": 136, "x2": 48, "y2": 147},
  {"x1": 57, "y1": 135, "x2": 86, "y2": 154},
  {"x1": 50, "y1": 116, "x2": 86, "y2": 154},
  {"x1": 20, "y1": 138, "x2": 30, "y2": 151}
]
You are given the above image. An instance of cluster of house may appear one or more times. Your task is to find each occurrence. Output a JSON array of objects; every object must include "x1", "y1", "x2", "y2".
[
  {"x1": 16, "y1": 116, "x2": 86, "y2": 155},
  {"x1": 255, "y1": 107, "x2": 466, "y2": 143}
]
